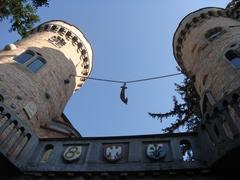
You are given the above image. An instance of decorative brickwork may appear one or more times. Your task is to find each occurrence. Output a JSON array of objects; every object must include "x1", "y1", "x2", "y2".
[{"x1": 0, "y1": 20, "x2": 93, "y2": 138}]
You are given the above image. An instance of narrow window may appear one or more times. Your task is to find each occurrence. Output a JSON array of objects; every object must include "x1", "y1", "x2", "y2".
[
  {"x1": 12, "y1": 134, "x2": 31, "y2": 159},
  {"x1": 225, "y1": 50, "x2": 240, "y2": 68},
  {"x1": 205, "y1": 27, "x2": 225, "y2": 42},
  {"x1": 0, "y1": 94, "x2": 3, "y2": 102},
  {"x1": 223, "y1": 122, "x2": 233, "y2": 139},
  {"x1": 40, "y1": 144, "x2": 54, "y2": 163},
  {"x1": 179, "y1": 140, "x2": 194, "y2": 162},
  {"x1": 14, "y1": 51, "x2": 34, "y2": 64},
  {"x1": 202, "y1": 74, "x2": 208, "y2": 86},
  {"x1": 27, "y1": 57, "x2": 46, "y2": 73},
  {"x1": 214, "y1": 124, "x2": 220, "y2": 138},
  {"x1": 202, "y1": 94, "x2": 210, "y2": 114}
]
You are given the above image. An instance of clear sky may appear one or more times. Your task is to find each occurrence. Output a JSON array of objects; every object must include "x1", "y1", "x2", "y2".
[{"x1": 0, "y1": 0, "x2": 229, "y2": 137}]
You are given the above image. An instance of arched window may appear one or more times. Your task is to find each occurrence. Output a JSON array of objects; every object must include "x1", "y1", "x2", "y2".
[
  {"x1": 14, "y1": 50, "x2": 34, "y2": 64},
  {"x1": 12, "y1": 133, "x2": 31, "y2": 159},
  {"x1": 27, "y1": 57, "x2": 46, "y2": 73},
  {"x1": 222, "y1": 121, "x2": 233, "y2": 139},
  {"x1": 214, "y1": 124, "x2": 220, "y2": 139},
  {"x1": 179, "y1": 140, "x2": 194, "y2": 162},
  {"x1": 0, "y1": 94, "x2": 3, "y2": 102},
  {"x1": 201, "y1": 91, "x2": 216, "y2": 116},
  {"x1": 14, "y1": 50, "x2": 46, "y2": 73},
  {"x1": 225, "y1": 50, "x2": 240, "y2": 69},
  {"x1": 205, "y1": 27, "x2": 225, "y2": 42},
  {"x1": 40, "y1": 144, "x2": 54, "y2": 163},
  {"x1": 202, "y1": 95, "x2": 210, "y2": 115}
]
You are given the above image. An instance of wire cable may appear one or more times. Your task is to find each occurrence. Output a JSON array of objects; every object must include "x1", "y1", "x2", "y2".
[
  {"x1": 72, "y1": 72, "x2": 182, "y2": 84},
  {"x1": 126, "y1": 73, "x2": 182, "y2": 84}
]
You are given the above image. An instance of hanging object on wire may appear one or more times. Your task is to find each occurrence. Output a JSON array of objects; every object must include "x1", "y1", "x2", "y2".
[
  {"x1": 120, "y1": 82, "x2": 128, "y2": 104},
  {"x1": 72, "y1": 72, "x2": 182, "y2": 104}
]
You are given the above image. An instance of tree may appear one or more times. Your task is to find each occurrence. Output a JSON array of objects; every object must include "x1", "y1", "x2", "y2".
[
  {"x1": 149, "y1": 69, "x2": 201, "y2": 133},
  {"x1": 0, "y1": 0, "x2": 49, "y2": 37}
]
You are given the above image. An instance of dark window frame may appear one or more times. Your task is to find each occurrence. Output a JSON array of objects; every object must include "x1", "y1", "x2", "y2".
[
  {"x1": 225, "y1": 49, "x2": 240, "y2": 69},
  {"x1": 13, "y1": 50, "x2": 46, "y2": 73},
  {"x1": 179, "y1": 139, "x2": 195, "y2": 162},
  {"x1": 205, "y1": 26, "x2": 226, "y2": 42},
  {"x1": 14, "y1": 50, "x2": 35, "y2": 64}
]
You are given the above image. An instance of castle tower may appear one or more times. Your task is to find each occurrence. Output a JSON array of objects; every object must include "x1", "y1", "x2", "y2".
[
  {"x1": 0, "y1": 20, "x2": 93, "y2": 138},
  {"x1": 173, "y1": 7, "x2": 240, "y2": 104},
  {"x1": 173, "y1": 4, "x2": 240, "y2": 165}
]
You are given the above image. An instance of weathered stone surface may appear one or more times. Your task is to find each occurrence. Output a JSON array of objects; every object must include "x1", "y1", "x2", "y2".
[
  {"x1": 0, "y1": 20, "x2": 93, "y2": 138},
  {"x1": 173, "y1": 8, "x2": 240, "y2": 102}
]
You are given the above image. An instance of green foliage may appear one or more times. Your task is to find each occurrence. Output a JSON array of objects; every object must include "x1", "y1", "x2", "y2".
[
  {"x1": 32, "y1": 0, "x2": 49, "y2": 8},
  {"x1": 0, "y1": 0, "x2": 49, "y2": 37},
  {"x1": 149, "y1": 70, "x2": 201, "y2": 133}
]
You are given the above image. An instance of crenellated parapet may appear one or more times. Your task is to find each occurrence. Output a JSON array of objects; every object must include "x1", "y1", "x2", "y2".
[
  {"x1": 28, "y1": 20, "x2": 93, "y2": 92},
  {"x1": 173, "y1": 8, "x2": 227, "y2": 72},
  {"x1": 0, "y1": 20, "x2": 93, "y2": 138},
  {"x1": 173, "y1": 7, "x2": 240, "y2": 101}
]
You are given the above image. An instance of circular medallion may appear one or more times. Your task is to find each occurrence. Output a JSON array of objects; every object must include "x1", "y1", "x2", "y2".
[
  {"x1": 146, "y1": 144, "x2": 166, "y2": 160},
  {"x1": 104, "y1": 145, "x2": 123, "y2": 162},
  {"x1": 63, "y1": 146, "x2": 82, "y2": 162}
]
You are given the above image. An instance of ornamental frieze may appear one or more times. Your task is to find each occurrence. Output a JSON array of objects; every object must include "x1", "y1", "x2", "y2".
[
  {"x1": 146, "y1": 143, "x2": 166, "y2": 160},
  {"x1": 103, "y1": 145, "x2": 123, "y2": 162},
  {"x1": 63, "y1": 146, "x2": 82, "y2": 162}
]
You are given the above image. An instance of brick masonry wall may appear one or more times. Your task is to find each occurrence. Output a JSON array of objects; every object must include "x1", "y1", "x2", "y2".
[
  {"x1": 173, "y1": 8, "x2": 240, "y2": 102},
  {"x1": 0, "y1": 21, "x2": 93, "y2": 138}
]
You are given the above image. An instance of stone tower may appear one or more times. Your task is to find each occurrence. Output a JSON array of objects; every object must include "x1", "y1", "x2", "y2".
[
  {"x1": 4, "y1": 2, "x2": 240, "y2": 179},
  {"x1": 173, "y1": 2, "x2": 240, "y2": 166},
  {"x1": 0, "y1": 20, "x2": 93, "y2": 138},
  {"x1": 173, "y1": 7, "x2": 240, "y2": 103}
]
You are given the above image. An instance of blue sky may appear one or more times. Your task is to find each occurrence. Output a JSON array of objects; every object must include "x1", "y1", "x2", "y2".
[{"x1": 0, "y1": 0, "x2": 229, "y2": 137}]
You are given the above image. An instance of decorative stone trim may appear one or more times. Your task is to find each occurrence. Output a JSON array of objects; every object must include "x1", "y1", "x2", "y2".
[
  {"x1": 174, "y1": 8, "x2": 228, "y2": 71},
  {"x1": 202, "y1": 87, "x2": 240, "y2": 122},
  {"x1": 146, "y1": 143, "x2": 166, "y2": 160},
  {"x1": 103, "y1": 144, "x2": 123, "y2": 162},
  {"x1": 29, "y1": 23, "x2": 91, "y2": 78},
  {"x1": 63, "y1": 145, "x2": 82, "y2": 162},
  {"x1": 0, "y1": 103, "x2": 33, "y2": 159}
]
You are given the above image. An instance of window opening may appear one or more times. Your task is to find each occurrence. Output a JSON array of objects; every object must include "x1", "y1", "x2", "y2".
[
  {"x1": 225, "y1": 50, "x2": 240, "y2": 68},
  {"x1": 14, "y1": 50, "x2": 46, "y2": 73},
  {"x1": 202, "y1": 74, "x2": 208, "y2": 86},
  {"x1": 214, "y1": 124, "x2": 220, "y2": 138},
  {"x1": 202, "y1": 95, "x2": 209, "y2": 114},
  {"x1": 40, "y1": 144, "x2": 54, "y2": 163},
  {"x1": 179, "y1": 140, "x2": 194, "y2": 162},
  {"x1": 14, "y1": 51, "x2": 34, "y2": 64},
  {"x1": 223, "y1": 121, "x2": 233, "y2": 139},
  {"x1": 205, "y1": 27, "x2": 225, "y2": 41},
  {"x1": 0, "y1": 95, "x2": 3, "y2": 102},
  {"x1": 27, "y1": 57, "x2": 46, "y2": 73}
]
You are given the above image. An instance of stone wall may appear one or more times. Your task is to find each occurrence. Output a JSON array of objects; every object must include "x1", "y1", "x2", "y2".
[
  {"x1": 0, "y1": 20, "x2": 93, "y2": 138},
  {"x1": 173, "y1": 7, "x2": 240, "y2": 103}
]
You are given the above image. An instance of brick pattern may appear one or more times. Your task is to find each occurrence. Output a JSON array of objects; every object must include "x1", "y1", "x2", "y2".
[
  {"x1": 0, "y1": 20, "x2": 93, "y2": 138},
  {"x1": 173, "y1": 7, "x2": 240, "y2": 102}
]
